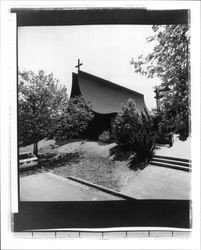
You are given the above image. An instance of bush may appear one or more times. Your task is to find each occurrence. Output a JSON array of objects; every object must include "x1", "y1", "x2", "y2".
[
  {"x1": 98, "y1": 130, "x2": 111, "y2": 143},
  {"x1": 114, "y1": 99, "x2": 156, "y2": 163}
]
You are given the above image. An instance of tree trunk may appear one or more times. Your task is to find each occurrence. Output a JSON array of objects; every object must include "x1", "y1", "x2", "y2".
[{"x1": 33, "y1": 141, "x2": 38, "y2": 156}]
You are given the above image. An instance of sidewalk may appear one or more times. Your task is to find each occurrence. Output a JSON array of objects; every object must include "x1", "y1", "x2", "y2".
[
  {"x1": 121, "y1": 165, "x2": 191, "y2": 200},
  {"x1": 121, "y1": 136, "x2": 191, "y2": 200},
  {"x1": 154, "y1": 135, "x2": 191, "y2": 159}
]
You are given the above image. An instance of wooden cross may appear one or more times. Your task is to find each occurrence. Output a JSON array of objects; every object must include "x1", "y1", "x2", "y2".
[{"x1": 75, "y1": 59, "x2": 83, "y2": 72}]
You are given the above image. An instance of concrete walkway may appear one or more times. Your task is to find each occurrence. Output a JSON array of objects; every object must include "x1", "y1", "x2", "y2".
[
  {"x1": 155, "y1": 135, "x2": 191, "y2": 160},
  {"x1": 20, "y1": 172, "x2": 124, "y2": 201},
  {"x1": 122, "y1": 165, "x2": 191, "y2": 200}
]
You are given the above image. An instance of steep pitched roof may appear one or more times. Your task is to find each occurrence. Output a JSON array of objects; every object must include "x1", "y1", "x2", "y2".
[{"x1": 71, "y1": 70, "x2": 148, "y2": 114}]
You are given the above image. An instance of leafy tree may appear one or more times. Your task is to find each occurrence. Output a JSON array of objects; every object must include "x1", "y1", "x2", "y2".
[
  {"x1": 52, "y1": 96, "x2": 94, "y2": 140},
  {"x1": 131, "y1": 25, "x2": 190, "y2": 140},
  {"x1": 18, "y1": 70, "x2": 68, "y2": 156},
  {"x1": 114, "y1": 99, "x2": 156, "y2": 163}
]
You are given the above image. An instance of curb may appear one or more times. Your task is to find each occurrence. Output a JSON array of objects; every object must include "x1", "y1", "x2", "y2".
[{"x1": 66, "y1": 176, "x2": 136, "y2": 201}]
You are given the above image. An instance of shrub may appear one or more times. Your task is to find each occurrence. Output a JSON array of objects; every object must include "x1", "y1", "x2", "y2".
[
  {"x1": 114, "y1": 99, "x2": 156, "y2": 163},
  {"x1": 98, "y1": 130, "x2": 111, "y2": 144}
]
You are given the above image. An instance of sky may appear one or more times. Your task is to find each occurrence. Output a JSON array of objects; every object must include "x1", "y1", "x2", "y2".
[{"x1": 18, "y1": 25, "x2": 161, "y2": 110}]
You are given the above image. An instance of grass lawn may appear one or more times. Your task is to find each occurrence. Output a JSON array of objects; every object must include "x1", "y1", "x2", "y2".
[{"x1": 20, "y1": 139, "x2": 140, "y2": 192}]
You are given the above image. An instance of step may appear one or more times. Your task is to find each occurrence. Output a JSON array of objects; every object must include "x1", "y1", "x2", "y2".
[
  {"x1": 150, "y1": 161, "x2": 191, "y2": 172},
  {"x1": 153, "y1": 155, "x2": 191, "y2": 163},
  {"x1": 152, "y1": 158, "x2": 191, "y2": 168}
]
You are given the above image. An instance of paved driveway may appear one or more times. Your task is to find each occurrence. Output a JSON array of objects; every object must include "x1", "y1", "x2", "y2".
[
  {"x1": 20, "y1": 172, "x2": 124, "y2": 201},
  {"x1": 20, "y1": 166, "x2": 191, "y2": 201}
]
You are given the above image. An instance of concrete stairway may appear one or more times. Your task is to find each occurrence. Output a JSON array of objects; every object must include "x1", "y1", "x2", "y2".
[{"x1": 150, "y1": 155, "x2": 191, "y2": 172}]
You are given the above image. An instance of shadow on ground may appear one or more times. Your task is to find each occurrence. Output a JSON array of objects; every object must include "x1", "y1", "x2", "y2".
[
  {"x1": 54, "y1": 138, "x2": 87, "y2": 147},
  {"x1": 109, "y1": 145, "x2": 133, "y2": 161},
  {"x1": 109, "y1": 145, "x2": 147, "y2": 171},
  {"x1": 20, "y1": 152, "x2": 81, "y2": 177}
]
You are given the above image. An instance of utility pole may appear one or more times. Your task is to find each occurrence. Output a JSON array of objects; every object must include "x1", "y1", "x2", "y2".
[
  {"x1": 154, "y1": 86, "x2": 160, "y2": 112},
  {"x1": 154, "y1": 85, "x2": 171, "y2": 112}
]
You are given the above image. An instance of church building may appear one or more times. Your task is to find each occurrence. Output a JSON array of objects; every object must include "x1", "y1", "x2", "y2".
[{"x1": 70, "y1": 62, "x2": 148, "y2": 138}]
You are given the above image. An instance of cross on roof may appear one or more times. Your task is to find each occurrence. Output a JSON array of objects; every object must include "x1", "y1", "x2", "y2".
[{"x1": 75, "y1": 59, "x2": 83, "y2": 72}]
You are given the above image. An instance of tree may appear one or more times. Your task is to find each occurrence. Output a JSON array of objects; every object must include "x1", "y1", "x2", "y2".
[
  {"x1": 52, "y1": 96, "x2": 94, "y2": 140},
  {"x1": 131, "y1": 25, "x2": 190, "y2": 140},
  {"x1": 18, "y1": 70, "x2": 68, "y2": 156},
  {"x1": 114, "y1": 99, "x2": 156, "y2": 163}
]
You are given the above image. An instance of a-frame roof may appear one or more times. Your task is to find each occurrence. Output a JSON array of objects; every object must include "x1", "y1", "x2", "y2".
[{"x1": 71, "y1": 70, "x2": 148, "y2": 114}]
